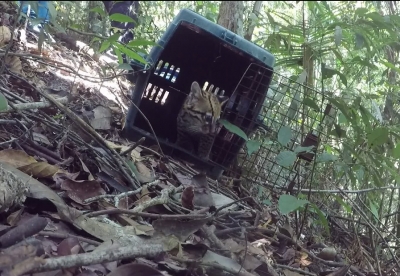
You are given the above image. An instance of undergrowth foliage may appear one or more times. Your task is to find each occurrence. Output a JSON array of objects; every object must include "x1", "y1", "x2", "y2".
[{"x1": 10, "y1": 2, "x2": 400, "y2": 272}]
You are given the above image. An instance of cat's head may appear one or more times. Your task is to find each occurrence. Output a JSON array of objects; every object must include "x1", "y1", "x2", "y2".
[{"x1": 183, "y1": 81, "x2": 229, "y2": 135}]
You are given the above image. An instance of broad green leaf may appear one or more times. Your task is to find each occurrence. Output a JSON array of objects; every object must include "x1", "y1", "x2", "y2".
[
  {"x1": 263, "y1": 199, "x2": 272, "y2": 206},
  {"x1": 355, "y1": 7, "x2": 369, "y2": 16},
  {"x1": 219, "y1": 119, "x2": 248, "y2": 140},
  {"x1": 99, "y1": 40, "x2": 111, "y2": 53},
  {"x1": 316, "y1": 152, "x2": 338, "y2": 163},
  {"x1": 0, "y1": 93, "x2": 8, "y2": 111},
  {"x1": 367, "y1": 127, "x2": 388, "y2": 147},
  {"x1": 117, "y1": 45, "x2": 147, "y2": 64},
  {"x1": 278, "y1": 126, "x2": 292, "y2": 146},
  {"x1": 90, "y1": 6, "x2": 106, "y2": 17},
  {"x1": 107, "y1": 33, "x2": 121, "y2": 43},
  {"x1": 109, "y1": 13, "x2": 136, "y2": 23},
  {"x1": 246, "y1": 140, "x2": 261, "y2": 155},
  {"x1": 278, "y1": 194, "x2": 309, "y2": 215},
  {"x1": 276, "y1": 151, "x2": 297, "y2": 167},
  {"x1": 303, "y1": 98, "x2": 320, "y2": 112},
  {"x1": 392, "y1": 143, "x2": 400, "y2": 158}
]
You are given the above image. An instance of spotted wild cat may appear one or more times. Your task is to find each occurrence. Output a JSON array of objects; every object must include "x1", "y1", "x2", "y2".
[{"x1": 176, "y1": 81, "x2": 229, "y2": 160}]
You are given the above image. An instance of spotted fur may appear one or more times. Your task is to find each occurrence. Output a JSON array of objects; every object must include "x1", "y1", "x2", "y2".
[{"x1": 176, "y1": 81, "x2": 229, "y2": 160}]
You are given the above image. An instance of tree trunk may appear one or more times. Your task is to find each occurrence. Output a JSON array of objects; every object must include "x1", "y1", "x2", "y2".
[
  {"x1": 217, "y1": 1, "x2": 244, "y2": 36},
  {"x1": 244, "y1": 1, "x2": 262, "y2": 41}
]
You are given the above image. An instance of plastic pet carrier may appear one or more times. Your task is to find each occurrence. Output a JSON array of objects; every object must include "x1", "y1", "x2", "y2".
[{"x1": 122, "y1": 9, "x2": 275, "y2": 179}]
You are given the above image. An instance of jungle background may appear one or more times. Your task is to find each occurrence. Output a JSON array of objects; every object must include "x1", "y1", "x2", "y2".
[{"x1": 0, "y1": 1, "x2": 399, "y2": 276}]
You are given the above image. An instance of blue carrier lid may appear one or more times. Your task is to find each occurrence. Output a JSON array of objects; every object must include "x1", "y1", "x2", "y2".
[{"x1": 147, "y1": 8, "x2": 275, "y2": 68}]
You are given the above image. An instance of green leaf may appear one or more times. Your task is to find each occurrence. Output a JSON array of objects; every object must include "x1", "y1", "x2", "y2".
[
  {"x1": 276, "y1": 151, "x2": 297, "y2": 167},
  {"x1": 369, "y1": 201, "x2": 379, "y2": 221},
  {"x1": 309, "y1": 204, "x2": 330, "y2": 235},
  {"x1": 278, "y1": 126, "x2": 292, "y2": 146},
  {"x1": 263, "y1": 199, "x2": 272, "y2": 206},
  {"x1": 278, "y1": 195, "x2": 309, "y2": 215},
  {"x1": 392, "y1": 143, "x2": 400, "y2": 158},
  {"x1": 332, "y1": 195, "x2": 352, "y2": 214},
  {"x1": 246, "y1": 140, "x2": 261, "y2": 155},
  {"x1": 367, "y1": 127, "x2": 388, "y2": 147},
  {"x1": 89, "y1": 6, "x2": 106, "y2": 17},
  {"x1": 316, "y1": 152, "x2": 338, "y2": 163},
  {"x1": 107, "y1": 33, "x2": 121, "y2": 43},
  {"x1": 0, "y1": 93, "x2": 8, "y2": 111},
  {"x1": 219, "y1": 119, "x2": 248, "y2": 140},
  {"x1": 116, "y1": 45, "x2": 147, "y2": 64},
  {"x1": 334, "y1": 25, "x2": 342, "y2": 46},
  {"x1": 99, "y1": 40, "x2": 111, "y2": 53},
  {"x1": 117, "y1": 63, "x2": 134, "y2": 70},
  {"x1": 109, "y1": 13, "x2": 136, "y2": 23},
  {"x1": 127, "y1": 39, "x2": 158, "y2": 47},
  {"x1": 303, "y1": 98, "x2": 320, "y2": 112}
]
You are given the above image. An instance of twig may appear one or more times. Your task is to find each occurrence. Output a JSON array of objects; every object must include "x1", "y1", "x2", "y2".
[
  {"x1": 32, "y1": 244, "x2": 163, "y2": 273},
  {"x1": 0, "y1": 96, "x2": 69, "y2": 113},
  {"x1": 170, "y1": 255, "x2": 256, "y2": 276},
  {"x1": 84, "y1": 179, "x2": 159, "y2": 204},
  {"x1": 11, "y1": 76, "x2": 140, "y2": 189},
  {"x1": 120, "y1": 137, "x2": 145, "y2": 156},
  {"x1": 38, "y1": 231, "x2": 101, "y2": 246},
  {"x1": 87, "y1": 209, "x2": 207, "y2": 220}
]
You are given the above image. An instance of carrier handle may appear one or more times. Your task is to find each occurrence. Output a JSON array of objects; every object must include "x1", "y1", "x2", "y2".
[{"x1": 220, "y1": 30, "x2": 237, "y2": 45}]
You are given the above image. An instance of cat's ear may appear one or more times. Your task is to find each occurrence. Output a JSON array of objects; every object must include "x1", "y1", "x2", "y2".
[
  {"x1": 218, "y1": 95, "x2": 229, "y2": 107},
  {"x1": 191, "y1": 81, "x2": 207, "y2": 98}
]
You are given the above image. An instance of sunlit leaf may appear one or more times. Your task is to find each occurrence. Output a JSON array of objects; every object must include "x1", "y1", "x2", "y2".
[
  {"x1": 278, "y1": 126, "x2": 292, "y2": 146},
  {"x1": 276, "y1": 151, "x2": 297, "y2": 167},
  {"x1": 367, "y1": 127, "x2": 388, "y2": 147},
  {"x1": 109, "y1": 13, "x2": 136, "y2": 23},
  {"x1": 246, "y1": 140, "x2": 261, "y2": 155},
  {"x1": 219, "y1": 120, "x2": 248, "y2": 140},
  {"x1": 278, "y1": 194, "x2": 309, "y2": 215}
]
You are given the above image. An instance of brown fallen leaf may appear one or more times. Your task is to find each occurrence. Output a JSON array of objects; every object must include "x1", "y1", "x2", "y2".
[
  {"x1": 106, "y1": 263, "x2": 164, "y2": 276},
  {"x1": 60, "y1": 179, "x2": 106, "y2": 205},
  {"x1": 5, "y1": 55, "x2": 23, "y2": 74},
  {"x1": 152, "y1": 217, "x2": 210, "y2": 242},
  {"x1": 0, "y1": 26, "x2": 11, "y2": 46},
  {"x1": 0, "y1": 149, "x2": 37, "y2": 167},
  {"x1": 19, "y1": 162, "x2": 60, "y2": 179}
]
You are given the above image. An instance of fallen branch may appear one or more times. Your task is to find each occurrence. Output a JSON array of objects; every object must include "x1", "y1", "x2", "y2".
[
  {"x1": 0, "y1": 96, "x2": 69, "y2": 113},
  {"x1": 32, "y1": 243, "x2": 163, "y2": 273}
]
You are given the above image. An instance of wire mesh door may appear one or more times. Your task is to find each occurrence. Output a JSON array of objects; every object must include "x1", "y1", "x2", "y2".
[{"x1": 221, "y1": 63, "x2": 337, "y2": 194}]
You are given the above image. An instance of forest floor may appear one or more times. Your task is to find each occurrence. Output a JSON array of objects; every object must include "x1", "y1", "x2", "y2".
[{"x1": 0, "y1": 2, "x2": 384, "y2": 276}]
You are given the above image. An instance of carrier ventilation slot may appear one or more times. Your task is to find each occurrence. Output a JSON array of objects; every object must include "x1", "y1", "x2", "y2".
[
  {"x1": 203, "y1": 81, "x2": 225, "y2": 96},
  {"x1": 142, "y1": 83, "x2": 170, "y2": 106},
  {"x1": 154, "y1": 60, "x2": 180, "y2": 83}
]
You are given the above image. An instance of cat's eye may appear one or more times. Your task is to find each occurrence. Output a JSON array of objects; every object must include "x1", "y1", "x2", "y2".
[{"x1": 204, "y1": 113, "x2": 213, "y2": 122}]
